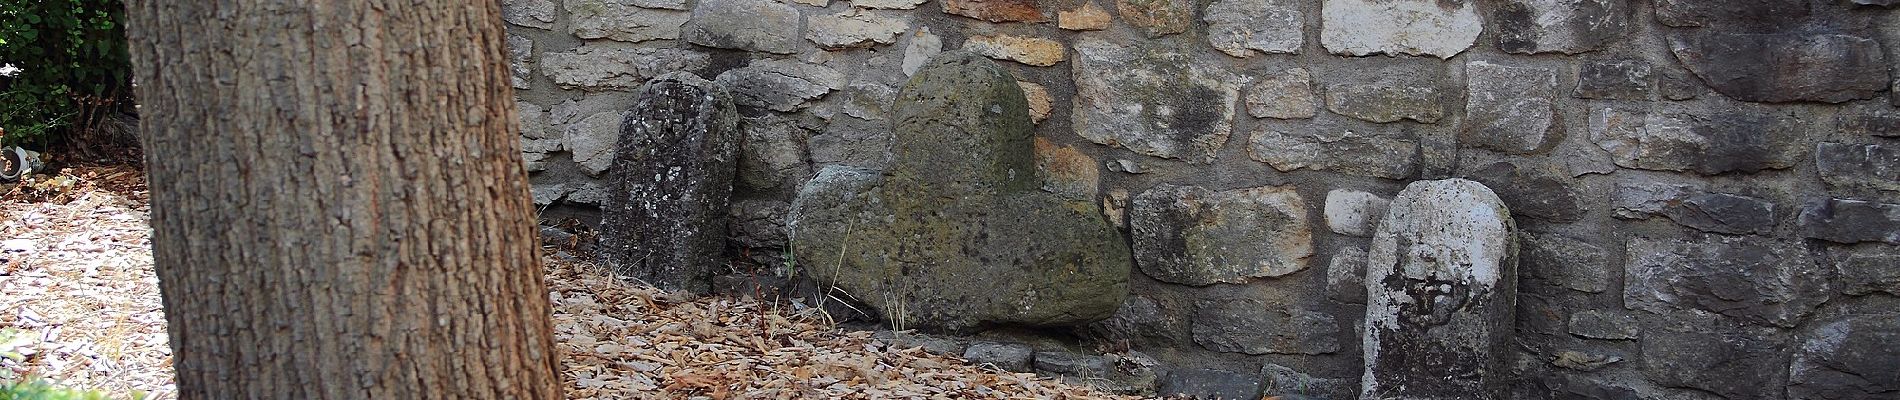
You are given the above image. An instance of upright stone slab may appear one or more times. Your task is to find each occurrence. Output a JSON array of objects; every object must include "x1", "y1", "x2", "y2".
[
  {"x1": 599, "y1": 72, "x2": 739, "y2": 294},
  {"x1": 788, "y1": 51, "x2": 1132, "y2": 331},
  {"x1": 1362, "y1": 179, "x2": 1518, "y2": 400}
]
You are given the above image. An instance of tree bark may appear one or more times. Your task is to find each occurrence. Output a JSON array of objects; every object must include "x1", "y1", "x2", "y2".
[{"x1": 123, "y1": 2, "x2": 561, "y2": 399}]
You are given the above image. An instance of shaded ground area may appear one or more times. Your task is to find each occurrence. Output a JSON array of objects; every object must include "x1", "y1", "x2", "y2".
[{"x1": 0, "y1": 167, "x2": 1132, "y2": 399}]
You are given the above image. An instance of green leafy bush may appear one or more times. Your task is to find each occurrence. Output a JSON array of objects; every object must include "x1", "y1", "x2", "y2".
[{"x1": 0, "y1": 0, "x2": 133, "y2": 148}]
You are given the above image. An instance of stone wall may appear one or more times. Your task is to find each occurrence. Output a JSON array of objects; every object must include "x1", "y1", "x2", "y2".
[{"x1": 503, "y1": 0, "x2": 1900, "y2": 398}]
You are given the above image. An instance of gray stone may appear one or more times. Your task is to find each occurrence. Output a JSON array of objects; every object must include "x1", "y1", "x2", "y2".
[
  {"x1": 1817, "y1": 142, "x2": 1900, "y2": 192},
  {"x1": 1465, "y1": 162, "x2": 1585, "y2": 223},
  {"x1": 503, "y1": 0, "x2": 559, "y2": 29},
  {"x1": 1489, "y1": 0, "x2": 1631, "y2": 54},
  {"x1": 1855, "y1": 0, "x2": 1898, "y2": 5},
  {"x1": 1587, "y1": 103, "x2": 1803, "y2": 175},
  {"x1": 1033, "y1": 351, "x2": 1110, "y2": 377},
  {"x1": 735, "y1": 114, "x2": 813, "y2": 193},
  {"x1": 1363, "y1": 179, "x2": 1518, "y2": 400},
  {"x1": 714, "y1": 60, "x2": 845, "y2": 112},
  {"x1": 1567, "y1": 310, "x2": 1638, "y2": 340},
  {"x1": 787, "y1": 52, "x2": 1131, "y2": 331},
  {"x1": 1244, "y1": 68, "x2": 1318, "y2": 120},
  {"x1": 1799, "y1": 198, "x2": 1900, "y2": 245},
  {"x1": 507, "y1": 34, "x2": 534, "y2": 90},
  {"x1": 1260, "y1": 364, "x2": 1358, "y2": 400},
  {"x1": 682, "y1": 0, "x2": 802, "y2": 54},
  {"x1": 1323, "y1": 189, "x2": 1388, "y2": 237},
  {"x1": 1192, "y1": 299, "x2": 1339, "y2": 355},
  {"x1": 1130, "y1": 184, "x2": 1313, "y2": 286},
  {"x1": 1203, "y1": 0, "x2": 1303, "y2": 58},
  {"x1": 1518, "y1": 232, "x2": 1609, "y2": 294},
  {"x1": 1839, "y1": 112, "x2": 1900, "y2": 138},
  {"x1": 541, "y1": 44, "x2": 712, "y2": 91},
  {"x1": 855, "y1": 0, "x2": 930, "y2": 9},
  {"x1": 1083, "y1": 295, "x2": 1185, "y2": 346},
  {"x1": 1327, "y1": 246, "x2": 1367, "y2": 303},
  {"x1": 1669, "y1": 32, "x2": 1889, "y2": 103},
  {"x1": 1464, "y1": 61, "x2": 1560, "y2": 154},
  {"x1": 1652, "y1": 0, "x2": 1811, "y2": 29},
  {"x1": 1574, "y1": 59, "x2": 1652, "y2": 100},
  {"x1": 567, "y1": 182, "x2": 610, "y2": 205},
  {"x1": 564, "y1": 110, "x2": 625, "y2": 175},
  {"x1": 531, "y1": 183, "x2": 570, "y2": 205},
  {"x1": 1072, "y1": 39, "x2": 1242, "y2": 164},
  {"x1": 1834, "y1": 245, "x2": 1900, "y2": 296},
  {"x1": 1789, "y1": 313, "x2": 1900, "y2": 400},
  {"x1": 1551, "y1": 350, "x2": 1623, "y2": 372},
  {"x1": 727, "y1": 199, "x2": 790, "y2": 252},
  {"x1": 566, "y1": 0, "x2": 689, "y2": 43},
  {"x1": 1614, "y1": 184, "x2": 1777, "y2": 235},
  {"x1": 1117, "y1": 0, "x2": 1194, "y2": 37},
  {"x1": 873, "y1": 330, "x2": 968, "y2": 356},
  {"x1": 1324, "y1": 79, "x2": 1446, "y2": 124},
  {"x1": 519, "y1": 100, "x2": 555, "y2": 140},
  {"x1": 1642, "y1": 312, "x2": 1791, "y2": 400},
  {"x1": 839, "y1": 82, "x2": 896, "y2": 121},
  {"x1": 900, "y1": 27, "x2": 942, "y2": 76},
  {"x1": 1659, "y1": 70, "x2": 1700, "y2": 101},
  {"x1": 1624, "y1": 236, "x2": 1830, "y2": 328},
  {"x1": 963, "y1": 342, "x2": 1034, "y2": 372},
  {"x1": 1319, "y1": 0, "x2": 1483, "y2": 58},
  {"x1": 1160, "y1": 368, "x2": 1262, "y2": 400},
  {"x1": 1247, "y1": 127, "x2": 1417, "y2": 179},
  {"x1": 806, "y1": 11, "x2": 910, "y2": 50},
  {"x1": 599, "y1": 73, "x2": 740, "y2": 294}
]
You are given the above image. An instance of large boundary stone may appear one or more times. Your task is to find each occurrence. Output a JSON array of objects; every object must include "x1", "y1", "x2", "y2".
[
  {"x1": 1362, "y1": 179, "x2": 1518, "y2": 400},
  {"x1": 600, "y1": 72, "x2": 740, "y2": 293}
]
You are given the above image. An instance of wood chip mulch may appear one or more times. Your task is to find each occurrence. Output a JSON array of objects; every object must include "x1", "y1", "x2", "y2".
[{"x1": 0, "y1": 167, "x2": 1134, "y2": 399}]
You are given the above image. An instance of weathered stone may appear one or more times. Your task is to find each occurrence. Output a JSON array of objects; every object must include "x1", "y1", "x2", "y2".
[
  {"x1": 1488, "y1": 0, "x2": 1631, "y2": 54},
  {"x1": 838, "y1": 82, "x2": 896, "y2": 122},
  {"x1": 1059, "y1": 2, "x2": 1112, "y2": 30},
  {"x1": 1517, "y1": 232, "x2": 1608, "y2": 294},
  {"x1": 901, "y1": 27, "x2": 943, "y2": 76},
  {"x1": 1465, "y1": 61, "x2": 1559, "y2": 154},
  {"x1": 1072, "y1": 39, "x2": 1242, "y2": 164},
  {"x1": 519, "y1": 100, "x2": 555, "y2": 140},
  {"x1": 1642, "y1": 312, "x2": 1791, "y2": 400},
  {"x1": 873, "y1": 330, "x2": 968, "y2": 356},
  {"x1": 1574, "y1": 59, "x2": 1652, "y2": 100},
  {"x1": 564, "y1": 110, "x2": 625, "y2": 175},
  {"x1": 1118, "y1": 0, "x2": 1194, "y2": 37},
  {"x1": 566, "y1": 0, "x2": 688, "y2": 43},
  {"x1": 1018, "y1": 81, "x2": 1053, "y2": 123},
  {"x1": 806, "y1": 11, "x2": 910, "y2": 50},
  {"x1": 1567, "y1": 310, "x2": 1638, "y2": 340},
  {"x1": 714, "y1": 60, "x2": 845, "y2": 112},
  {"x1": 1669, "y1": 32, "x2": 1889, "y2": 103},
  {"x1": 531, "y1": 183, "x2": 571, "y2": 205},
  {"x1": 1464, "y1": 162, "x2": 1584, "y2": 223},
  {"x1": 503, "y1": 0, "x2": 559, "y2": 29},
  {"x1": 1855, "y1": 0, "x2": 1898, "y2": 5},
  {"x1": 1034, "y1": 138, "x2": 1098, "y2": 200},
  {"x1": 1323, "y1": 189, "x2": 1388, "y2": 237},
  {"x1": 507, "y1": 34, "x2": 534, "y2": 90},
  {"x1": 1260, "y1": 364, "x2": 1358, "y2": 400},
  {"x1": 541, "y1": 45, "x2": 712, "y2": 91},
  {"x1": 1624, "y1": 236, "x2": 1830, "y2": 328},
  {"x1": 1083, "y1": 295, "x2": 1185, "y2": 346},
  {"x1": 965, "y1": 35, "x2": 1066, "y2": 67},
  {"x1": 1788, "y1": 313, "x2": 1900, "y2": 400},
  {"x1": 813, "y1": 114, "x2": 894, "y2": 170},
  {"x1": 1652, "y1": 0, "x2": 1810, "y2": 29},
  {"x1": 792, "y1": 0, "x2": 829, "y2": 7},
  {"x1": 682, "y1": 0, "x2": 802, "y2": 54},
  {"x1": 1799, "y1": 198, "x2": 1900, "y2": 245},
  {"x1": 567, "y1": 182, "x2": 610, "y2": 205},
  {"x1": 1327, "y1": 246, "x2": 1367, "y2": 304},
  {"x1": 1363, "y1": 179, "x2": 1517, "y2": 400},
  {"x1": 1587, "y1": 103, "x2": 1803, "y2": 174},
  {"x1": 1817, "y1": 142, "x2": 1900, "y2": 192},
  {"x1": 941, "y1": 0, "x2": 1047, "y2": 22},
  {"x1": 854, "y1": 0, "x2": 929, "y2": 9},
  {"x1": 963, "y1": 342, "x2": 1034, "y2": 372},
  {"x1": 1834, "y1": 244, "x2": 1900, "y2": 296},
  {"x1": 735, "y1": 114, "x2": 813, "y2": 193},
  {"x1": 1160, "y1": 368, "x2": 1262, "y2": 400},
  {"x1": 1131, "y1": 184, "x2": 1313, "y2": 286},
  {"x1": 599, "y1": 73, "x2": 739, "y2": 294},
  {"x1": 1320, "y1": 0, "x2": 1483, "y2": 58},
  {"x1": 1839, "y1": 112, "x2": 1900, "y2": 138},
  {"x1": 1325, "y1": 80, "x2": 1446, "y2": 124},
  {"x1": 1246, "y1": 127, "x2": 1418, "y2": 179},
  {"x1": 727, "y1": 199, "x2": 791, "y2": 251},
  {"x1": 1033, "y1": 350, "x2": 1109, "y2": 377},
  {"x1": 1613, "y1": 183, "x2": 1777, "y2": 235},
  {"x1": 1193, "y1": 299, "x2": 1339, "y2": 355},
  {"x1": 1203, "y1": 0, "x2": 1303, "y2": 57},
  {"x1": 1244, "y1": 68, "x2": 1317, "y2": 120},
  {"x1": 1551, "y1": 350, "x2": 1623, "y2": 372},
  {"x1": 788, "y1": 52, "x2": 1131, "y2": 331}
]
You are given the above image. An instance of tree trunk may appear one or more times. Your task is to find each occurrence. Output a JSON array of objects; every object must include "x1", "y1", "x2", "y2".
[{"x1": 122, "y1": 2, "x2": 561, "y2": 399}]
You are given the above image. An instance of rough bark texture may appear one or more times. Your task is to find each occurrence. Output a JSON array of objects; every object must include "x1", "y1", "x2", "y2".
[
  {"x1": 599, "y1": 72, "x2": 739, "y2": 293},
  {"x1": 123, "y1": 2, "x2": 562, "y2": 399}
]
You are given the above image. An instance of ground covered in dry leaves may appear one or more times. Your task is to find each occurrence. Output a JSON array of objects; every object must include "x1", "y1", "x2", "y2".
[{"x1": 0, "y1": 167, "x2": 1133, "y2": 399}]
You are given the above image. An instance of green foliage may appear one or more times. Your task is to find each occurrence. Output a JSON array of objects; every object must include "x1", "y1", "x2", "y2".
[{"x1": 0, "y1": 0, "x2": 132, "y2": 147}]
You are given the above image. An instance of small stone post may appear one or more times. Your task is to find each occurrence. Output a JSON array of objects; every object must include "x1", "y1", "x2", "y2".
[{"x1": 599, "y1": 72, "x2": 739, "y2": 293}]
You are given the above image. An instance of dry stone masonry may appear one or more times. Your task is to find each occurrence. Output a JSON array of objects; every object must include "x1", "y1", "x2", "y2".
[{"x1": 507, "y1": 0, "x2": 1900, "y2": 398}]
